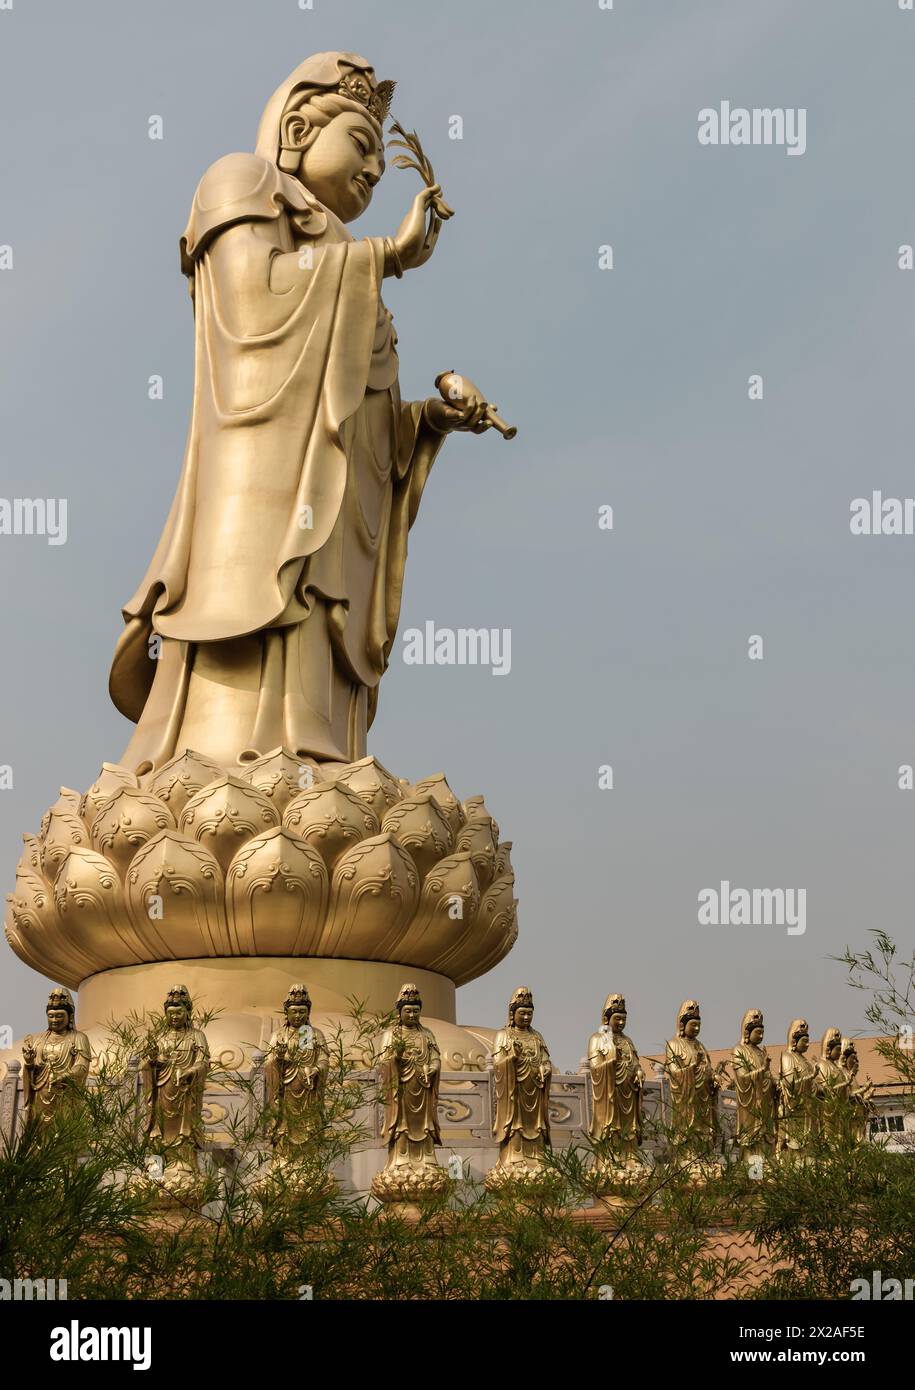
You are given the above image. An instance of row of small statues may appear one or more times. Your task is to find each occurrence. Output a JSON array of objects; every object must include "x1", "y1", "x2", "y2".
[{"x1": 17, "y1": 985, "x2": 873, "y2": 1202}]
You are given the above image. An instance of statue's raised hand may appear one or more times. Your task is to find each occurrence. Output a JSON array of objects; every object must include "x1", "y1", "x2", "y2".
[{"x1": 390, "y1": 185, "x2": 444, "y2": 273}]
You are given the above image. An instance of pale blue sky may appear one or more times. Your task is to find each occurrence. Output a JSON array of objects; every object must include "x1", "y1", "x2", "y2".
[{"x1": 1, "y1": 0, "x2": 913, "y2": 1068}]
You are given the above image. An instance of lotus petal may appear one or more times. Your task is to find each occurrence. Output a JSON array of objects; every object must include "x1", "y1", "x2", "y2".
[
  {"x1": 381, "y1": 793, "x2": 454, "y2": 882},
  {"x1": 126, "y1": 831, "x2": 228, "y2": 959},
  {"x1": 5, "y1": 854, "x2": 97, "y2": 984},
  {"x1": 179, "y1": 776, "x2": 279, "y2": 874},
  {"x1": 333, "y1": 755, "x2": 403, "y2": 821},
  {"x1": 324, "y1": 832, "x2": 419, "y2": 960},
  {"x1": 388, "y1": 851, "x2": 480, "y2": 969},
  {"x1": 53, "y1": 847, "x2": 147, "y2": 968},
  {"x1": 238, "y1": 746, "x2": 321, "y2": 816},
  {"x1": 409, "y1": 772, "x2": 465, "y2": 836},
  {"x1": 448, "y1": 870, "x2": 518, "y2": 984},
  {"x1": 79, "y1": 763, "x2": 139, "y2": 824},
  {"x1": 149, "y1": 749, "x2": 224, "y2": 818},
  {"x1": 226, "y1": 826, "x2": 329, "y2": 955},
  {"x1": 40, "y1": 807, "x2": 90, "y2": 882},
  {"x1": 495, "y1": 840, "x2": 514, "y2": 877},
  {"x1": 90, "y1": 786, "x2": 175, "y2": 878},
  {"x1": 454, "y1": 815, "x2": 499, "y2": 891},
  {"x1": 462, "y1": 794, "x2": 500, "y2": 843},
  {"x1": 39, "y1": 788, "x2": 84, "y2": 838},
  {"x1": 283, "y1": 780, "x2": 378, "y2": 872}
]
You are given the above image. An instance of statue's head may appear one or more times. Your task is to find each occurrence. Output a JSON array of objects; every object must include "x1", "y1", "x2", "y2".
[
  {"x1": 677, "y1": 999, "x2": 701, "y2": 1039},
  {"x1": 164, "y1": 985, "x2": 192, "y2": 1029},
  {"x1": 396, "y1": 982, "x2": 422, "y2": 1027},
  {"x1": 741, "y1": 1007, "x2": 764, "y2": 1046},
  {"x1": 602, "y1": 993, "x2": 627, "y2": 1033},
  {"x1": 840, "y1": 1037, "x2": 859, "y2": 1074},
  {"x1": 46, "y1": 986, "x2": 75, "y2": 1033},
  {"x1": 255, "y1": 53, "x2": 394, "y2": 224},
  {"x1": 821, "y1": 1026, "x2": 842, "y2": 1062},
  {"x1": 787, "y1": 1018, "x2": 809, "y2": 1053},
  {"x1": 284, "y1": 984, "x2": 312, "y2": 1029},
  {"x1": 508, "y1": 986, "x2": 534, "y2": 1030}
]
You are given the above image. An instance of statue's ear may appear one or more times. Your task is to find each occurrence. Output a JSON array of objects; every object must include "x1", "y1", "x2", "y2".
[{"x1": 278, "y1": 109, "x2": 312, "y2": 172}]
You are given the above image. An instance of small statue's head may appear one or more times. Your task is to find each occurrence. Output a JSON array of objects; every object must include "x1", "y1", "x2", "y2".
[
  {"x1": 741, "y1": 1007, "x2": 764, "y2": 1046},
  {"x1": 396, "y1": 982, "x2": 422, "y2": 1027},
  {"x1": 788, "y1": 1018, "x2": 809, "y2": 1053},
  {"x1": 678, "y1": 1000, "x2": 701, "y2": 1038},
  {"x1": 256, "y1": 54, "x2": 394, "y2": 224},
  {"x1": 603, "y1": 993, "x2": 627, "y2": 1033},
  {"x1": 509, "y1": 986, "x2": 534, "y2": 1030},
  {"x1": 821, "y1": 1026, "x2": 842, "y2": 1062},
  {"x1": 164, "y1": 985, "x2": 192, "y2": 1029},
  {"x1": 46, "y1": 987, "x2": 75, "y2": 1033},
  {"x1": 841, "y1": 1037, "x2": 859, "y2": 1074},
  {"x1": 284, "y1": 984, "x2": 312, "y2": 1029}
]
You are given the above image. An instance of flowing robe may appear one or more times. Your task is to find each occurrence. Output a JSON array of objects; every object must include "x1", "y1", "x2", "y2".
[
  {"x1": 110, "y1": 152, "x2": 447, "y2": 770},
  {"x1": 141, "y1": 1025, "x2": 209, "y2": 1154},
  {"x1": 732, "y1": 1039, "x2": 777, "y2": 1152},
  {"x1": 843, "y1": 1069, "x2": 870, "y2": 1144},
  {"x1": 816, "y1": 1055, "x2": 851, "y2": 1141},
  {"x1": 264, "y1": 1023, "x2": 329, "y2": 1149},
  {"x1": 778, "y1": 1049, "x2": 820, "y2": 1151},
  {"x1": 491, "y1": 1026, "x2": 552, "y2": 1166},
  {"x1": 21, "y1": 1028, "x2": 90, "y2": 1126},
  {"x1": 588, "y1": 1028, "x2": 642, "y2": 1156},
  {"x1": 378, "y1": 1022, "x2": 442, "y2": 1166},
  {"x1": 665, "y1": 1035, "x2": 719, "y2": 1158}
]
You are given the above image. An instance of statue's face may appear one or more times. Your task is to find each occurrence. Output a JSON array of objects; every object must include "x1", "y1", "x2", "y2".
[
  {"x1": 684, "y1": 1017, "x2": 700, "y2": 1038},
  {"x1": 514, "y1": 1006, "x2": 533, "y2": 1030},
  {"x1": 400, "y1": 1002, "x2": 421, "y2": 1027},
  {"x1": 166, "y1": 1004, "x2": 187, "y2": 1028},
  {"x1": 298, "y1": 111, "x2": 385, "y2": 223},
  {"x1": 46, "y1": 1007, "x2": 69, "y2": 1033},
  {"x1": 826, "y1": 1038, "x2": 840, "y2": 1060},
  {"x1": 609, "y1": 1012, "x2": 626, "y2": 1034},
  {"x1": 795, "y1": 1033, "x2": 809, "y2": 1053},
  {"x1": 287, "y1": 1003, "x2": 310, "y2": 1028},
  {"x1": 846, "y1": 1052, "x2": 859, "y2": 1074},
  {"x1": 749, "y1": 1025, "x2": 764, "y2": 1045}
]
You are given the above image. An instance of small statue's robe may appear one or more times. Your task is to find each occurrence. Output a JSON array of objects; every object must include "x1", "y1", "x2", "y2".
[
  {"x1": 378, "y1": 1023, "x2": 442, "y2": 1160},
  {"x1": 22, "y1": 1028, "x2": 90, "y2": 1126},
  {"x1": 142, "y1": 1025, "x2": 209, "y2": 1151},
  {"x1": 665, "y1": 1034, "x2": 719, "y2": 1156},
  {"x1": 778, "y1": 1048, "x2": 820, "y2": 1151},
  {"x1": 264, "y1": 1023, "x2": 329, "y2": 1148},
  {"x1": 731, "y1": 1039, "x2": 777, "y2": 1152},
  {"x1": 588, "y1": 1029, "x2": 642, "y2": 1151},
  {"x1": 491, "y1": 1026, "x2": 552, "y2": 1154}
]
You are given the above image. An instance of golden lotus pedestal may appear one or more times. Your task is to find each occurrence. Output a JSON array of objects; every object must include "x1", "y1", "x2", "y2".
[{"x1": 4, "y1": 750, "x2": 518, "y2": 1073}]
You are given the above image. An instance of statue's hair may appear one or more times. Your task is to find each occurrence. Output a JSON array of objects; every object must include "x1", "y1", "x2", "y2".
[{"x1": 277, "y1": 91, "x2": 383, "y2": 173}]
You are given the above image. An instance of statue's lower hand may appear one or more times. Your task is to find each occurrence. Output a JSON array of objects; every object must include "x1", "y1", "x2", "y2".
[
  {"x1": 423, "y1": 394, "x2": 491, "y2": 435},
  {"x1": 391, "y1": 186, "x2": 443, "y2": 272}
]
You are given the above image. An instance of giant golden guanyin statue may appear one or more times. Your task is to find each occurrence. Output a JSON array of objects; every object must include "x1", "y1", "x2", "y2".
[{"x1": 3, "y1": 54, "x2": 517, "y2": 1075}]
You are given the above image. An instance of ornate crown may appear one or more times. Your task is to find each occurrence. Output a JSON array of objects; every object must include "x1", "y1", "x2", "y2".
[
  {"x1": 678, "y1": 999, "x2": 701, "y2": 1025},
  {"x1": 603, "y1": 993, "x2": 626, "y2": 1018},
  {"x1": 47, "y1": 986, "x2": 75, "y2": 1016},
  {"x1": 508, "y1": 986, "x2": 534, "y2": 1020},
  {"x1": 338, "y1": 72, "x2": 395, "y2": 124},
  {"x1": 396, "y1": 982, "x2": 422, "y2": 1010},
  {"x1": 284, "y1": 984, "x2": 311, "y2": 1011},
  {"x1": 164, "y1": 984, "x2": 192, "y2": 1010}
]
